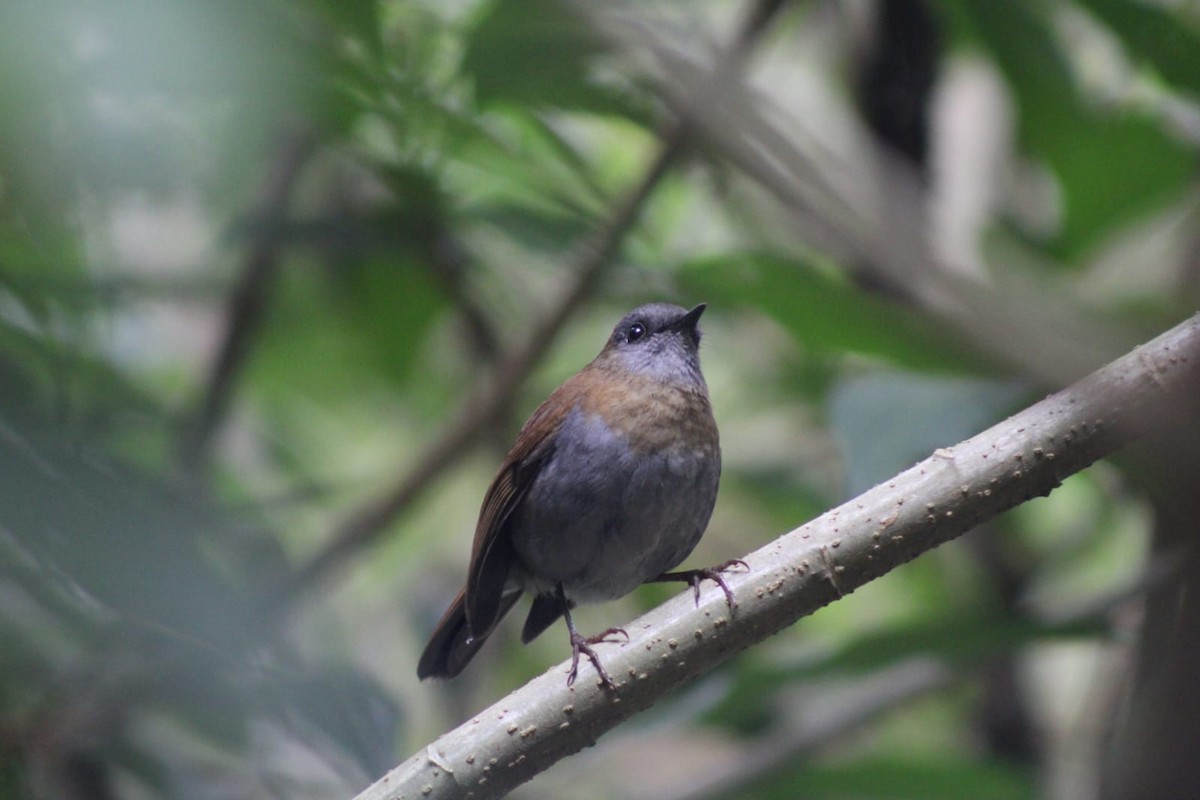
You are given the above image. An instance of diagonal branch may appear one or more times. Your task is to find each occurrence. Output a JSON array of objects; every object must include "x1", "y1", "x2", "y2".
[
  {"x1": 355, "y1": 314, "x2": 1200, "y2": 800},
  {"x1": 177, "y1": 129, "x2": 319, "y2": 474},
  {"x1": 278, "y1": 0, "x2": 790, "y2": 608}
]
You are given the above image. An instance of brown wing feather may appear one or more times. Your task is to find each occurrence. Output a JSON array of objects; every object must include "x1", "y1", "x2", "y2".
[
  {"x1": 417, "y1": 587, "x2": 523, "y2": 679},
  {"x1": 463, "y1": 466, "x2": 520, "y2": 635},
  {"x1": 463, "y1": 376, "x2": 581, "y2": 637}
]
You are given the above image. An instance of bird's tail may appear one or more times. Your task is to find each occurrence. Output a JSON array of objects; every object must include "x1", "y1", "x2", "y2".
[{"x1": 417, "y1": 587, "x2": 521, "y2": 680}]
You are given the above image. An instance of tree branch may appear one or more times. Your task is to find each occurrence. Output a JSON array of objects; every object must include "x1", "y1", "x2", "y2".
[
  {"x1": 177, "y1": 128, "x2": 319, "y2": 474},
  {"x1": 354, "y1": 315, "x2": 1200, "y2": 800}
]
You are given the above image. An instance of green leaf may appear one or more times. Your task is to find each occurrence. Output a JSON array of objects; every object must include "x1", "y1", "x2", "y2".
[
  {"x1": 679, "y1": 253, "x2": 990, "y2": 374},
  {"x1": 251, "y1": 258, "x2": 446, "y2": 403},
  {"x1": 0, "y1": 757, "x2": 25, "y2": 800},
  {"x1": 314, "y1": 0, "x2": 383, "y2": 60},
  {"x1": 1080, "y1": 0, "x2": 1200, "y2": 95},
  {"x1": 0, "y1": 430, "x2": 268, "y2": 643},
  {"x1": 748, "y1": 755, "x2": 1037, "y2": 800},
  {"x1": 0, "y1": 314, "x2": 170, "y2": 442},
  {"x1": 463, "y1": 0, "x2": 649, "y2": 121},
  {"x1": 268, "y1": 665, "x2": 402, "y2": 776},
  {"x1": 464, "y1": 203, "x2": 591, "y2": 252},
  {"x1": 788, "y1": 614, "x2": 1103, "y2": 678},
  {"x1": 710, "y1": 611, "x2": 1102, "y2": 730},
  {"x1": 935, "y1": 0, "x2": 1194, "y2": 259},
  {"x1": 830, "y1": 371, "x2": 1026, "y2": 496}
]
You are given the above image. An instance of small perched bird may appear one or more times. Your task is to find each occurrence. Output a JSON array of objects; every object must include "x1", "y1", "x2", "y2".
[{"x1": 418, "y1": 302, "x2": 742, "y2": 689}]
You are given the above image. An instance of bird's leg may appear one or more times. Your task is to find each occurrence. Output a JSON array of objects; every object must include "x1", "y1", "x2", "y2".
[
  {"x1": 557, "y1": 584, "x2": 627, "y2": 690},
  {"x1": 651, "y1": 559, "x2": 749, "y2": 608}
]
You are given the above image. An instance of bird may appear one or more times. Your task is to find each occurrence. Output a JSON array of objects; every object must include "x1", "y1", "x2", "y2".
[{"x1": 417, "y1": 302, "x2": 743, "y2": 689}]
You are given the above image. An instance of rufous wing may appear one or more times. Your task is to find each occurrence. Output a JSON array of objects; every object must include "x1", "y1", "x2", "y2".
[{"x1": 463, "y1": 376, "x2": 581, "y2": 638}]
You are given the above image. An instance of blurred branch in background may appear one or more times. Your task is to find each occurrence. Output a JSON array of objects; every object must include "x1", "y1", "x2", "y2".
[
  {"x1": 177, "y1": 128, "x2": 319, "y2": 475},
  {"x1": 1104, "y1": 387, "x2": 1200, "y2": 797}
]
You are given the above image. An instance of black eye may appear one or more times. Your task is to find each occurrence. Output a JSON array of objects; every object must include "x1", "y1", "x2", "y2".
[{"x1": 627, "y1": 323, "x2": 646, "y2": 342}]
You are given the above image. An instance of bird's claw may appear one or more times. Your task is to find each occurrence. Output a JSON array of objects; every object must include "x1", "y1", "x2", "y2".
[
  {"x1": 567, "y1": 627, "x2": 627, "y2": 689},
  {"x1": 687, "y1": 559, "x2": 750, "y2": 608}
]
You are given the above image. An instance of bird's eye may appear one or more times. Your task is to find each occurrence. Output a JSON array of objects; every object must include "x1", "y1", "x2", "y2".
[{"x1": 627, "y1": 323, "x2": 646, "y2": 342}]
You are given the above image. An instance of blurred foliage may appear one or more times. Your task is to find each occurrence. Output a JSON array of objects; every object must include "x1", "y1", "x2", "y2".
[
  {"x1": 0, "y1": 0, "x2": 1196, "y2": 798},
  {"x1": 936, "y1": 0, "x2": 1196, "y2": 258}
]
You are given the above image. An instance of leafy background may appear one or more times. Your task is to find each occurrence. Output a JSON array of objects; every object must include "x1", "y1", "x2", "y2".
[{"x1": 1, "y1": 0, "x2": 1198, "y2": 798}]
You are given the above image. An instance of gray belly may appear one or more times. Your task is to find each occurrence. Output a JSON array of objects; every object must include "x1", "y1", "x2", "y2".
[{"x1": 509, "y1": 407, "x2": 720, "y2": 604}]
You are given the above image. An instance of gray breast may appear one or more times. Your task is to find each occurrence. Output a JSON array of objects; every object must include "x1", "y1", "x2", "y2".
[{"x1": 509, "y1": 405, "x2": 720, "y2": 604}]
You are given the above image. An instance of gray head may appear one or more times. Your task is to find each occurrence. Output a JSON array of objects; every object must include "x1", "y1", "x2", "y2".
[{"x1": 597, "y1": 303, "x2": 708, "y2": 385}]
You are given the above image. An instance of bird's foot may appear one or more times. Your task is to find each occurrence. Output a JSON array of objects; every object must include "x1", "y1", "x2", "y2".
[
  {"x1": 654, "y1": 559, "x2": 749, "y2": 608},
  {"x1": 567, "y1": 627, "x2": 628, "y2": 689}
]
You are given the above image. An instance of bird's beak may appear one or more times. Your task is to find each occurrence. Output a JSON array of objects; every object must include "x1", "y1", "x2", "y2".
[{"x1": 672, "y1": 303, "x2": 707, "y2": 333}]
